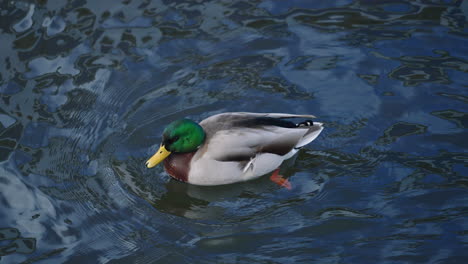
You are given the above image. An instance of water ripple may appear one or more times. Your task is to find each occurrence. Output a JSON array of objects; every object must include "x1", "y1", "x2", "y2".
[{"x1": 0, "y1": 0, "x2": 467, "y2": 263}]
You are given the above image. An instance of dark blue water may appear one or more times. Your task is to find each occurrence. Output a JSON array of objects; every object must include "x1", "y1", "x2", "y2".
[{"x1": 1, "y1": 0, "x2": 467, "y2": 263}]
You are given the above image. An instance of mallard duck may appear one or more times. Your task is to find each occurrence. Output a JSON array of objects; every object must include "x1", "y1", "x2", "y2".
[{"x1": 146, "y1": 112, "x2": 323, "y2": 188}]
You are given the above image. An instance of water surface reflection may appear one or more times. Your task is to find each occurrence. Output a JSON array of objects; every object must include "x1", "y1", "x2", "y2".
[{"x1": 0, "y1": 0, "x2": 467, "y2": 263}]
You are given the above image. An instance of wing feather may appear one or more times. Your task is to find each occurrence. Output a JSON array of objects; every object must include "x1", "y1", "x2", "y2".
[
  {"x1": 204, "y1": 127, "x2": 305, "y2": 162},
  {"x1": 197, "y1": 112, "x2": 321, "y2": 163}
]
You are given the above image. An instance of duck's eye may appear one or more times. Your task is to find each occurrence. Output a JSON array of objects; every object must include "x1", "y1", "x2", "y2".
[{"x1": 173, "y1": 136, "x2": 180, "y2": 141}]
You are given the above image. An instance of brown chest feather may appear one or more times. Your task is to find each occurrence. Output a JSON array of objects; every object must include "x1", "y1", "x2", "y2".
[{"x1": 163, "y1": 152, "x2": 195, "y2": 182}]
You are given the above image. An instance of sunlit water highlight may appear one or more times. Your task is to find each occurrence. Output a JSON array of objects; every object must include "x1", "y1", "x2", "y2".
[{"x1": 0, "y1": 1, "x2": 467, "y2": 263}]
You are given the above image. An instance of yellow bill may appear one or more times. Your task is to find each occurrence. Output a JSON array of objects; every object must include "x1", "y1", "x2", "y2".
[{"x1": 146, "y1": 145, "x2": 171, "y2": 168}]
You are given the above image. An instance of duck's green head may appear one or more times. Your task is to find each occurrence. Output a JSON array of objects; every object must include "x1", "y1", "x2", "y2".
[{"x1": 146, "y1": 119, "x2": 205, "y2": 168}]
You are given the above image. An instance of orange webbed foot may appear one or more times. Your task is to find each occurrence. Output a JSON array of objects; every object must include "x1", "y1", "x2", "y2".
[{"x1": 270, "y1": 168, "x2": 292, "y2": 190}]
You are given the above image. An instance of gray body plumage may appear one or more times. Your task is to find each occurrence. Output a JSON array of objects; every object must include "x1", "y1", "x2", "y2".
[{"x1": 186, "y1": 112, "x2": 323, "y2": 186}]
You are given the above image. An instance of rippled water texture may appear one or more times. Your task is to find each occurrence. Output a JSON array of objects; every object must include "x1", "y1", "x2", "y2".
[{"x1": 1, "y1": 0, "x2": 467, "y2": 263}]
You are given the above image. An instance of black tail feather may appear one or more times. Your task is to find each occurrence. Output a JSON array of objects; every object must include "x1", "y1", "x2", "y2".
[{"x1": 296, "y1": 120, "x2": 314, "y2": 127}]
